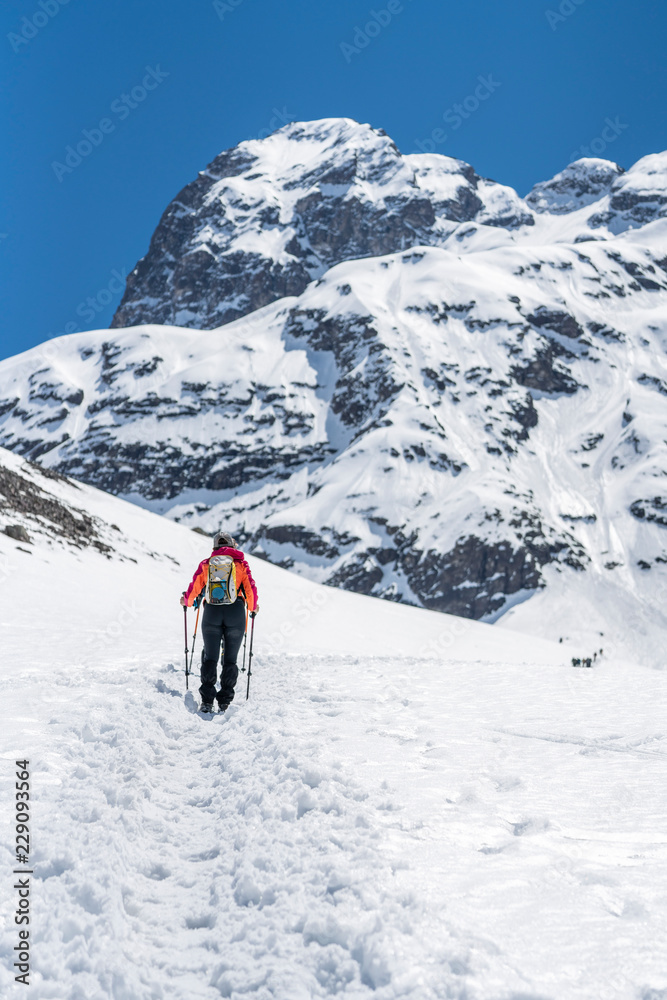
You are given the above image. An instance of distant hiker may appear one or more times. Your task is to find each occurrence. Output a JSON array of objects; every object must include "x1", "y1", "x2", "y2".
[{"x1": 180, "y1": 531, "x2": 258, "y2": 713}]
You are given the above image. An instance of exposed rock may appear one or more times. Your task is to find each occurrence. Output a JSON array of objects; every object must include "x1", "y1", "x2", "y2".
[
  {"x1": 4, "y1": 523, "x2": 30, "y2": 543},
  {"x1": 511, "y1": 343, "x2": 582, "y2": 395},
  {"x1": 259, "y1": 523, "x2": 342, "y2": 559},
  {"x1": 399, "y1": 517, "x2": 587, "y2": 619},
  {"x1": 630, "y1": 498, "x2": 667, "y2": 527},
  {"x1": 0, "y1": 462, "x2": 105, "y2": 550},
  {"x1": 526, "y1": 307, "x2": 585, "y2": 340}
]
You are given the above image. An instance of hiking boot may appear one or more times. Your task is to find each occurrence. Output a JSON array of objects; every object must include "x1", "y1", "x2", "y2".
[
  {"x1": 200, "y1": 701, "x2": 215, "y2": 713},
  {"x1": 217, "y1": 701, "x2": 230, "y2": 713}
]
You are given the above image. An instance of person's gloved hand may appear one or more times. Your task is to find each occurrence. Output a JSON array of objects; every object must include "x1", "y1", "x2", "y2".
[
  {"x1": 180, "y1": 595, "x2": 186, "y2": 607},
  {"x1": 250, "y1": 609, "x2": 258, "y2": 618}
]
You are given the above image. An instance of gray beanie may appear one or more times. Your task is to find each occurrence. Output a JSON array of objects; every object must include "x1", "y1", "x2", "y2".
[{"x1": 213, "y1": 530, "x2": 236, "y2": 548}]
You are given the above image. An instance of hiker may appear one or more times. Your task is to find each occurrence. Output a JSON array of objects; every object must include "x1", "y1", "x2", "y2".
[{"x1": 180, "y1": 531, "x2": 259, "y2": 712}]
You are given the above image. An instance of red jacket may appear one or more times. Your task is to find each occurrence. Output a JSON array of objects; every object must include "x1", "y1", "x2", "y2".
[{"x1": 184, "y1": 546, "x2": 259, "y2": 611}]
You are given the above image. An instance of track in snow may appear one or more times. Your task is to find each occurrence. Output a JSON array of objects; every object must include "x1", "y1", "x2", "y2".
[
  {"x1": 3, "y1": 646, "x2": 667, "y2": 1000},
  {"x1": 10, "y1": 653, "x2": 480, "y2": 1000}
]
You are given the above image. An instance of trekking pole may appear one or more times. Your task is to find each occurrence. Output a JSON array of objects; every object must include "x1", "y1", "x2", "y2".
[
  {"x1": 245, "y1": 613, "x2": 256, "y2": 700},
  {"x1": 182, "y1": 595, "x2": 189, "y2": 690},
  {"x1": 188, "y1": 602, "x2": 201, "y2": 677},
  {"x1": 240, "y1": 607, "x2": 248, "y2": 673}
]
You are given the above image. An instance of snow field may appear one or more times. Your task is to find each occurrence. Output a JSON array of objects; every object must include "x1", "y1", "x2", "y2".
[
  {"x1": 1, "y1": 465, "x2": 666, "y2": 998},
  {"x1": 9, "y1": 655, "x2": 470, "y2": 999},
  {"x1": 3, "y1": 639, "x2": 667, "y2": 999}
]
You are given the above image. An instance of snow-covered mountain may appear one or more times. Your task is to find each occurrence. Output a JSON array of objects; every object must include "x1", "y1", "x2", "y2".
[
  {"x1": 525, "y1": 153, "x2": 667, "y2": 228},
  {"x1": 110, "y1": 118, "x2": 534, "y2": 330},
  {"x1": 1, "y1": 119, "x2": 667, "y2": 648},
  {"x1": 2, "y1": 444, "x2": 666, "y2": 1000},
  {"x1": 2, "y1": 225, "x2": 667, "y2": 633},
  {"x1": 110, "y1": 119, "x2": 667, "y2": 330}
]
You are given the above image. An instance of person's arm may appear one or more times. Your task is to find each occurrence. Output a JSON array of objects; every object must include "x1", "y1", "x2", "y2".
[
  {"x1": 181, "y1": 559, "x2": 208, "y2": 607},
  {"x1": 237, "y1": 558, "x2": 259, "y2": 613}
]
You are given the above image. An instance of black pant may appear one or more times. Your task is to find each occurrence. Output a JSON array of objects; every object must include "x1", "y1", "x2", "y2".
[{"x1": 199, "y1": 598, "x2": 246, "y2": 705}]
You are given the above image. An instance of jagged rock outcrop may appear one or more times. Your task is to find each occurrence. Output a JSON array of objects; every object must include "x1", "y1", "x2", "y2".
[{"x1": 0, "y1": 455, "x2": 111, "y2": 553}]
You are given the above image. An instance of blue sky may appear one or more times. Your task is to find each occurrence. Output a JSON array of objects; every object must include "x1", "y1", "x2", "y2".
[{"x1": 1, "y1": 0, "x2": 665, "y2": 361}]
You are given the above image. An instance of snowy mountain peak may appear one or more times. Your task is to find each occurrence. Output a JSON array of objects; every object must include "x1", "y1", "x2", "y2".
[
  {"x1": 112, "y1": 118, "x2": 442, "y2": 330},
  {"x1": 113, "y1": 117, "x2": 540, "y2": 332},
  {"x1": 226, "y1": 117, "x2": 407, "y2": 190},
  {"x1": 525, "y1": 158, "x2": 624, "y2": 215},
  {"x1": 111, "y1": 120, "x2": 667, "y2": 332},
  {"x1": 526, "y1": 150, "x2": 667, "y2": 235},
  {"x1": 252, "y1": 115, "x2": 400, "y2": 155},
  {"x1": 608, "y1": 150, "x2": 667, "y2": 224}
]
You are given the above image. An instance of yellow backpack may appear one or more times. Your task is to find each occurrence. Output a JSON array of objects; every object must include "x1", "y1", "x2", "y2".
[{"x1": 205, "y1": 555, "x2": 237, "y2": 605}]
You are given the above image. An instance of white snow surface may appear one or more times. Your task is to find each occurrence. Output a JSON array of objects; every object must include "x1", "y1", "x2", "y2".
[{"x1": 1, "y1": 450, "x2": 667, "y2": 1000}]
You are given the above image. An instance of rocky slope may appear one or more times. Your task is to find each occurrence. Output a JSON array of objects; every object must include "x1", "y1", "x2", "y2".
[{"x1": 0, "y1": 446, "x2": 142, "y2": 562}]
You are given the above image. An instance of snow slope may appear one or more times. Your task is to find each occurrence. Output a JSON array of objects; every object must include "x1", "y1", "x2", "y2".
[{"x1": 1, "y1": 450, "x2": 667, "y2": 999}]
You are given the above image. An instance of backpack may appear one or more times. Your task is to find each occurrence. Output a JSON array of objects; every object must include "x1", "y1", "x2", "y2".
[{"x1": 206, "y1": 554, "x2": 237, "y2": 606}]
